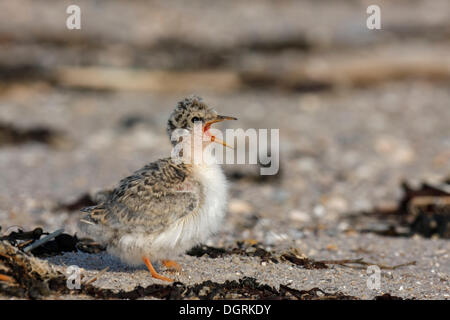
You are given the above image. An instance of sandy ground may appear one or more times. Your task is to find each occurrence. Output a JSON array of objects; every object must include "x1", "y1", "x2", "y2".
[
  {"x1": 1, "y1": 85, "x2": 448, "y2": 299},
  {"x1": 46, "y1": 234, "x2": 449, "y2": 300},
  {"x1": 0, "y1": 0, "x2": 449, "y2": 299}
]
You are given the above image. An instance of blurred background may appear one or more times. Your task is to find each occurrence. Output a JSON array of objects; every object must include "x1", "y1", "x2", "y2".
[{"x1": 0, "y1": 0, "x2": 449, "y2": 243}]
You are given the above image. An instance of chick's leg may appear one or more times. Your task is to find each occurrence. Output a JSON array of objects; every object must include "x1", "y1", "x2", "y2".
[
  {"x1": 142, "y1": 256, "x2": 173, "y2": 282},
  {"x1": 162, "y1": 259, "x2": 182, "y2": 272}
]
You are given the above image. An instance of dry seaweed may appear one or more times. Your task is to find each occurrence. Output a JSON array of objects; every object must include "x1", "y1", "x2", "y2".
[
  {"x1": 187, "y1": 242, "x2": 279, "y2": 264},
  {"x1": 186, "y1": 245, "x2": 228, "y2": 259},
  {"x1": 227, "y1": 164, "x2": 282, "y2": 184},
  {"x1": 316, "y1": 258, "x2": 415, "y2": 270},
  {"x1": 0, "y1": 121, "x2": 66, "y2": 148},
  {"x1": 54, "y1": 193, "x2": 97, "y2": 212},
  {"x1": 0, "y1": 227, "x2": 44, "y2": 243},
  {"x1": 358, "y1": 181, "x2": 450, "y2": 238},
  {"x1": 1, "y1": 237, "x2": 407, "y2": 300},
  {"x1": 0, "y1": 64, "x2": 50, "y2": 83},
  {"x1": 3, "y1": 226, "x2": 414, "y2": 273},
  {"x1": 75, "y1": 238, "x2": 106, "y2": 254},
  {"x1": 375, "y1": 293, "x2": 404, "y2": 300},
  {"x1": 0, "y1": 226, "x2": 105, "y2": 257},
  {"x1": 187, "y1": 242, "x2": 314, "y2": 267},
  {"x1": 54, "y1": 189, "x2": 116, "y2": 212},
  {"x1": 1, "y1": 241, "x2": 356, "y2": 300},
  {"x1": 0, "y1": 241, "x2": 67, "y2": 299},
  {"x1": 280, "y1": 249, "x2": 328, "y2": 269},
  {"x1": 187, "y1": 242, "x2": 415, "y2": 272}
]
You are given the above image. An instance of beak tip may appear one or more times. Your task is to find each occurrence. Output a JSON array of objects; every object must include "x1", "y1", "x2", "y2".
[{"x1": 219, "y1": 115, "x2": 238, "y2": 121}]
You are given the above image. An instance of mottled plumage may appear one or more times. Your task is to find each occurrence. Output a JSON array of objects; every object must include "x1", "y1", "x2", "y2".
[
  {"x1": 78, "y1": 96, "x2": 236, "y2": 281},
  {"x1": 81, "y1": 159, "x2": 198, "y2": 234},
  {"x1": 167, "y1": 96, "x2": 219, "y2": 142}
]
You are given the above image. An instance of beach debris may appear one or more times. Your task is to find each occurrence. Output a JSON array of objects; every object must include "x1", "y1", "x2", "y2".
[
  {"x1": 23, "y1": 229, "x2": 64, "y2": 253},
  {"x1": 0, "y1": 226, "x2": 104, "y2": 257},
  {"x1": 358, "y1": 180, "x2": 450, "y2": 238},
  {"x1": 0, "y1": 241, "x2": 66, "y2": 299},
  {"x1": 188, "y1": 242, "x2": 415, "y2": 272},
  {"x1": 83, "y1": 267, "x2": 109, "y2": 286},
  {"x1": 1, "y1": 228, "x2": 408, "y2": 300},
  {"x1": 54, "y1": 193, "x2": 97, "y2": 212},
  {"x1": 0, "y1": 121, "x2": 67, "y2": 148}
]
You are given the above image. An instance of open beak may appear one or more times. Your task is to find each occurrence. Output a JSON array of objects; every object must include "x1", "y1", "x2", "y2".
[{"x1": 203, "y1": 115, "x2": 237, "y2": 148}]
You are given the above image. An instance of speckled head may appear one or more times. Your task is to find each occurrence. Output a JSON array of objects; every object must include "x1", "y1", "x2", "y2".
[{"x1": 167, "y1": 96, "x2": 237, "y2": 147}]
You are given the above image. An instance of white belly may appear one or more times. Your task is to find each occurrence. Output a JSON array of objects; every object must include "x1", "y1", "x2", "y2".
[
  {"x1": 152, "y1": 163, "x2": 228, "y2": 255},
  {"x1": 111, "y1": 163, "x2": 228, "y2": 265}
]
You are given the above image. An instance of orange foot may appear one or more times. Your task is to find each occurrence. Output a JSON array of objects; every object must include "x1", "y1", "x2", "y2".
[
  {"x1": 162, "y1": 259, "x2": 182, "y2": 272},
  {"x1": 0, "y1": 274, "x2": 14, "y2": 283},
  {"x1": 142, "y1": 256, "x2": 173, "y2": 282}
]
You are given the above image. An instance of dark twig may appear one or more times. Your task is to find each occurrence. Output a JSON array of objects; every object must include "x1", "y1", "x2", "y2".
[{"x1": 317, "y1": 258, "x2": 416, "y2": 270}]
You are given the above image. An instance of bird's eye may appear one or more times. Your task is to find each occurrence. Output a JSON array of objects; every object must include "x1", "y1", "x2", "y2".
[{"x1": 191, "y1": 117, "x2": 201, "y2": 123}]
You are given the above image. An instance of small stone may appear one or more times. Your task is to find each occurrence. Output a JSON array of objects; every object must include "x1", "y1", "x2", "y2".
[
  {"x1": 289, "y1": 210, "x2": 311, "y2": 223},
  {"x1": 313, "y1": 205, "x2": 325, "y2": 218},
  {"x1": 322, "y1": 195, "x2": 348, "y2": 212},
  {"x1": 374, "y1": 136, "x2": 414, "y2": 164},
  {"x1": 297, "y1": 157, "x2": 317, "y2": 172},
  {"x1": 264, "y1": 231, "x2": 288, "y2": 245},
  {"x1": 326, "y1": 244, "x2": 338, "y2": 251},
  {"x1": 228, "y1": 199, "x2": 253, "y2": 215}
]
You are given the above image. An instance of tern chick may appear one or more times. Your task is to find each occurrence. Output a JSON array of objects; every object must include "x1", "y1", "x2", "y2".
[{"x1": 79, "y1": 96, "x2": 237, "y2": 282}]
